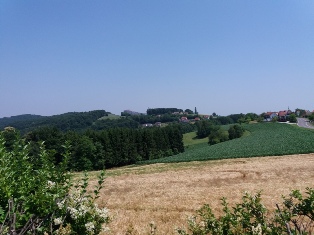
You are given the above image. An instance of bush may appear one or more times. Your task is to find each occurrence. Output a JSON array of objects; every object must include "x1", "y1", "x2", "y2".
[
  {"x1": 0, "y1": 133, "x2": 110, "y2": 234},
  {"x1": 288, "y1": 114, "x2": 297, "y2": 123},
  {"x1": 208, "y1": 128, "x2": 229, "y2": 145},
  {"x1": 228, "y1": 124, "x2": 245, "y2": 140},
  {"x1": 176, "y1": 189, "x2": 314, "y2": 235}
]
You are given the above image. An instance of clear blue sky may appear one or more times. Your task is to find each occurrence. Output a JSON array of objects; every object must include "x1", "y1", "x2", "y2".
[{"x1": 1, "y1": 1, "x2": 313, "y2": 118}]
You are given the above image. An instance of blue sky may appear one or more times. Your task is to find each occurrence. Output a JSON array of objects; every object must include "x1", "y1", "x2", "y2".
[{"x1": 1, "y1": 1, "x2": 313, "y2": 118}]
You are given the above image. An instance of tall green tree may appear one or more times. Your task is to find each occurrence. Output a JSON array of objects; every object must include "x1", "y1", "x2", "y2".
[
  {"x1": 196, "y1": 120, "x2": 215, "y2": 138},
  {"x1": 228, "y1": 124, "x2": 245, "y2": 140},
  {"x1": 208, "y1": 127, "x2": 229, "y2": 145}
]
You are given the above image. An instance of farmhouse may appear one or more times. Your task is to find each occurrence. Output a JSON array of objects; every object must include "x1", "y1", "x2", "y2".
[
  {"x1": 142, "y1": 123, "x2": 153, "y2": 127},
  {"x1": 180, "y1": 117, "x2": 189, "y2": 123},
  {"x1": 264, "y1": 112, "x2": 278, "y2": 121},
  {"x1": 278, "y1": 110, "x2": 292, "y2": 122}
]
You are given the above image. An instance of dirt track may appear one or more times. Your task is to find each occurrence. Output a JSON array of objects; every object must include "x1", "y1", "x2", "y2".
[{"x1": 96, "y1": 154, "x2": 314, "y2": 234}]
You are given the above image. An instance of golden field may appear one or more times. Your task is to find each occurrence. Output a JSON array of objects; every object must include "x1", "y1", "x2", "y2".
[{"x1": 92, "y1": 154, "x2": 314, "y2": 234}]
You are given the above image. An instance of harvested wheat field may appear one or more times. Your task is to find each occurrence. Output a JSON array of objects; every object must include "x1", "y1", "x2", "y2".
[{"x1": 94, "y1": 154, "x2": 314, "y2": 234}]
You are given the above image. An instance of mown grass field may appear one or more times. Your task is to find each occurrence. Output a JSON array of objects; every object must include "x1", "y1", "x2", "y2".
[
  {"x1": 138, "y1": 123, "x2": 314, "y2": 164},
  {"x1": 98, "y1": 113, "x2": 121, "y2": 120}
]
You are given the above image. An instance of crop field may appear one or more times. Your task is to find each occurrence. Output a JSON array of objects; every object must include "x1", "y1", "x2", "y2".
[
  {"x1": 96, "y1": 153, "x2": 314, "y2": 234},
  {"x1": 86, "y1": 122, "x2": 314, "y2": 234},
  {"x1": 139, "y1": 123, "x2": 314, "y2": 164}
]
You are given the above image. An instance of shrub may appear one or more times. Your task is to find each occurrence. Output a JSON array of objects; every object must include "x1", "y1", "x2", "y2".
[
  {"x1": 176, "y1": 189, "x2": 314, "y2": 235},
  {"x1": 208, "y1": 128, "x2": 229, "y2": 145},
  {"x1": 0, "y1": 133, "x2": 109, "y2": 234},
  {"x1": 228, "y1": 124, "x2": 245, "y2": 140}
]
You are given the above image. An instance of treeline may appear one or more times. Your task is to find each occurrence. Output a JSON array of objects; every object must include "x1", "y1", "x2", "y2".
[
  {"x1": 1, "y1": 109, "x2": 263, "y2": 135},
  {"x1": 4, "y1": 125, "x2": 184, "y2": 171},
  {"x1": 196, "y1": 120, "x2": 245, "y2": 145},
  {"x1": 147, "y1": 108, "x2": 183, "y2": 115},
  {"x1": 92, "y1": 117, "x2": 140, "y2": 130},
  {"x1": 0, "y1": 110, "x2": 109, "y2": 134},
  {"x1": 129, "y1": 114, "x2": 180, "y2": 124}
]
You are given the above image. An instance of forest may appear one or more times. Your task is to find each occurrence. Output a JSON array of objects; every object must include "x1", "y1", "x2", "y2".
[
  {"x1": 3, "y1": 124, "x2": 184, "y2": 171},
  {"x1": 0, "y1": 109, "x2": 265, "y2": 171}
]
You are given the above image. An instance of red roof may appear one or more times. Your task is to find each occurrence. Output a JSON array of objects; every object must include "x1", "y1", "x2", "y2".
[{"x1": 278, "y1": 111, "x2": 287, "y2": 116}]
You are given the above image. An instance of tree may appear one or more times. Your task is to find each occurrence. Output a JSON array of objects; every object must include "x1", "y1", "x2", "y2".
[
  {"x1": 288, "y1": 113, "x2": 297, "y2": 123},
  {"x1": 245, "y1": 113, "x2": 259, "y2": 121},
  {"x1": 238, "y1": 117, "x2": 249, "y2": 125},
  {"x1": 295, "y1": 108, "x2": 307, "y2": 117},
  {"x1": 2, "y1": 127, "x2": 20, "y2": 151},
  {"x1": 0, "y1": 134, "x2": 110, "y2": 234},
  {"x1": 194, "y1": 107, "x2": 198, "y2": 115},
  {"x1": 271, "y1": 116, "x2": 278, "y2": 123},
  {"x1": 196, "y1": 120, "x2": 214, "y2": 138},
  {"x1": 208, "y1": 127, "x2": 229, "y2": 145},
  {"x1": 185, "y1": 109, "x2": 194, "y2": 114},
  {"x1": 228, "y1": 124, "x2": 245, "y2": 140}
]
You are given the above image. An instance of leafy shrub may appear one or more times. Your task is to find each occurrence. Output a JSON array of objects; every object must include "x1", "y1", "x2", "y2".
[
  {"x1": 288, "y1": 114, "x2": 297, "y2": 123},
  {"x1": 176, "y1": 188, "x2": 314, "y2": 235},
  {"x1": 0, "y1": 133, "x2": 109, "y2": 234},
  {"x1": 228, "y1": 124, "x2": 245, "y2": 140},
  {"x1": 208, "y1": 128, "x2": 229, "y2": 145}
]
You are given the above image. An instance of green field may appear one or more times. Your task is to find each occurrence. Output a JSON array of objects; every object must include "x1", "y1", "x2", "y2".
[
  {"x1": 138, "y1": 123, "x2": 314, "y2": 164},
  {"x1": 183, "y1": 131, "x2": 208, "y2": 146},
  {"x1": 97, "y1": 113, "x2": 121, "y2": 120}
]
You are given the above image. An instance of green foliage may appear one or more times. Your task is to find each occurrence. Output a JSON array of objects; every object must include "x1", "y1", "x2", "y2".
[
  {"x1": 271, "y1": 116, "x2": 278, "y2": 123},
  {"x1": 228, "y1": 124, "x2": 245, "y2": 140},
  {"x1": 295, "y1": 108, "x2": 307, "y2": 117},
  {"x1": 2, "y1": 127, "x2": 20, "y2": 151},
  {"x1": 25, "y1": 125, "x2": 184, "y2": 171},
  {"x1": 185, "y1": 109, "x2": 194, "y2": 114},
  {"x1": 147, "y1": 108, "x2": 183, "y2": 115},
  {"x1": 128, "y1": 113, "x2": 179, "y2": 124},
  {"x1": 196, "y1": 120, "x2": 218, "y2": 139},
  {"x1": 226, "y1": 113, "x2": 245, "y2": 123},
  {"x1": 0, "y1": 110, "x2": 109, "y2": 134},
  {"x1": 288, "y1": 114, "x2": 297, "y2": 123},
  {"x1": 93, "y1": 117, "x2": 140, "y2": 130},
  {"x1": 177, "y1": 188, "x2": 314, "y2": 235},
  {"x1": 0, "y1": 134, "x2": 109, "y2": 234},
  {"x1": 208, "y1": 127, "x2": 229, "y2": 145},
  {"x1": 214, "y1": 116, "x2": 234, "y2": 125},
  {"x1": 180, "y1": 123, "x2": 197, "y2": 134}
]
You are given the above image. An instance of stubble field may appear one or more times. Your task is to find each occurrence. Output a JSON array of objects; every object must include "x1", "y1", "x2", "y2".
[{"x1": 94, "y1": 154, "x2": 314, "y2": 234}]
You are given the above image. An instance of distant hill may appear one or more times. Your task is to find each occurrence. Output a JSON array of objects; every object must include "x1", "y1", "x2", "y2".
[
  {"x1": 0, "y1": 114, "x2": 44, "y2": 129},
  {"x1": 0, "y1": 110, "x2": 110, "y2": 134}
]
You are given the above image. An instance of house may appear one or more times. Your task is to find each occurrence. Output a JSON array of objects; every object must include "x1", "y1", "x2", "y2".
[
  {"x1": 142, "y1": 123, "x2": 153, "y2": 128},
  {"x1": 264, "y1": 112, "x2": 278, "y2": 121},
  {"x1": 194, "y1": 117, "x2": 200, "y2": 121},
  {"x1": 180, "y1": 117, "x2": 189, "y2": 123},
  {"x1": 278, "y1": 110, "x2": 292, "y2": 122},
  {"x1": 305, "y1": 110, "x2": 312, "y2": 117}
]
